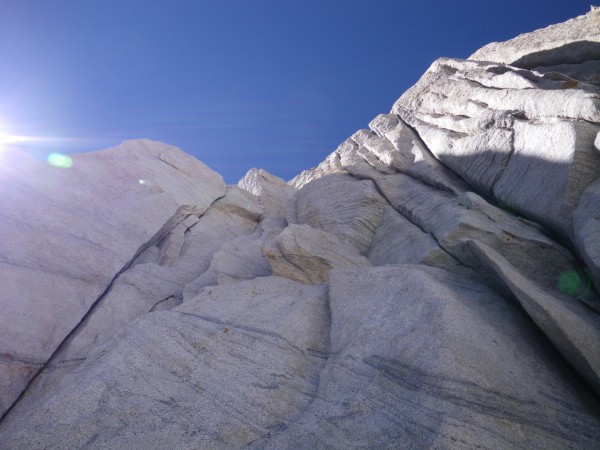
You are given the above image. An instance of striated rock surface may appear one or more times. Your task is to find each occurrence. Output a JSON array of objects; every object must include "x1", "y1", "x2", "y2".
[
  {"x1": 2, "y1": 8, "x2": 600, "y2": 449},
  {"x1": 0, "y1": 139, "x2": 225, "y2": 416},
  {"x1": 0, "y1": 277, "x2": 330, "y2": 449},
  {"x1": 257, "y1": 266, "x2": 600, "y2": 449},
  {"x1": 470, "y1": 7, "x2": 600, "y2": 70},
  {"x1": 263, "y1": 224, "x2": 371, "y2": 284}
]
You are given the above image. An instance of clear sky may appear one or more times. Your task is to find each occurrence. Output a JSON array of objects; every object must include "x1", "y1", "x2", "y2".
[{"x1": 0, "y1": 1, "x2": 592, "y2": 183}]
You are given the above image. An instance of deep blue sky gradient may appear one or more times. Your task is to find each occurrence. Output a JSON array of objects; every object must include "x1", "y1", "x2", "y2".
[{"x1": 0, "y1": 1, "x2": 592, "y2": 182}]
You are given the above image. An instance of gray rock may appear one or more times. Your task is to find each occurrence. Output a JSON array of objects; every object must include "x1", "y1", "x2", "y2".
[
  {"x1": 182, "y1": 215, "x2": 286, "y2": 301},
  {"x1": 3, "y1": 10, "x2": 600, "y2": 450},
  {"x1": 288, "y1": 173, "x2": 386, "y2": 254},
  {"x1": 395, "y1": 58, "x2": 600, "y2": 123},
  {"x1": 335, "y1": 137, "x2": 394, "y2": 180},
  {"x1": 263, "y1": 224, "x2": 371, "y2": 284},
  {"x1": 0, "y1": 139, "x2": 225, "y2": 415},
  {"x1": 368, "y1": 114, "x2": 470, "y2": 194},
  {"x1": 289, "y1": 151, "x2": 345, "y2": 189},
  {"x1": 468, "y1": 240, "x2": 600, "y2": 394},
  {"x1": 182, "y1": 271, "x2": 219, "y2": 301},
  {"x1": 0, "y1": 277, "x2": 330, "y2": 449},
  {"x1": 260, "y1": 265, "x2": 600, "y2": 449},
  {"x1": 53, "y1": 263, "x2": 189, "y2": 365},
  {"x1": 208, "y1": 233, "x2": 272, "y2": 284},
  {"x1": 238, "y1": 168, "x2": 295, "y2": 217},
  {"x1": 366, "y1": 205, "x2": 476, "y2": 279},
  {"x1": 531, "y1": 60, "x2": 600, "y2": 84},
  {"x1": 393, "y1": 57, "x2": 600, "y2": 237},
  {"x1": 127, "y1": 186, "x2": 262, "y2": 304},
  {"x1": 492, "y1": 119, "x2": 600, "y2": 236},
  {"x1": 573, "y1": 178, "x2": 600, "y2": 300},
  {"x1": 164, "y1": 195, "x2": 261, "y2": 278},
  {"x1": 470, "y1": 7, "x2": 600, "y2": 67},
  {"x1": 375, "y1": 173, "x2": 582, "y2": 294}
]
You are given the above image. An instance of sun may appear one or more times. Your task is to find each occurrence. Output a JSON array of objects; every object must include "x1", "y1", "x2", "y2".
[
  {"x1": 0, "y1": 128, "x2": 10, "y2": 145},
  {"x1": 0, "y1": 123, "x2": 20, "y2": 147},
  {"x1": 0, "y1": 123, "x2": 33, "y2": 148},
  {"x1": 0, "y1": 132, "x2": 14, "y2": 146}
]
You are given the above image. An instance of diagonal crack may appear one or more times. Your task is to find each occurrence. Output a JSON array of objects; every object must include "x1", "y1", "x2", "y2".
[{"x1": 0, "y1": 197, "x2": 225, "y2": 425}]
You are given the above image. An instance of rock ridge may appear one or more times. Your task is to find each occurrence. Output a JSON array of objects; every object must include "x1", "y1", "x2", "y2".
[{"x1": 1, "y1": 9, "x2": 600, "y2": 449}]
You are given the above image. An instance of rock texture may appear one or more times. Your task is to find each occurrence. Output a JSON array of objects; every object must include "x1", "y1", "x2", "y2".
[
  {"x1": 0, "y1": 139, "x2": 225, "y2": 416},
  {"x1": 2, "y1": 8, "x2": 600, "y2": 449},
  {"x1": 258, "y1": 266, "x2": 600, "y2": 449}
]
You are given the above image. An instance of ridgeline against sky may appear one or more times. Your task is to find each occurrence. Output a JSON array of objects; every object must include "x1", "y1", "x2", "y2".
[{"x1": 0, "y1": 0, "x2": 592, "y2": 182}]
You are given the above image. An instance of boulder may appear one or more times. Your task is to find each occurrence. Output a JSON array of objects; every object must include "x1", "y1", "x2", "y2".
[{"x1": 263, "y1": 224, "x2": 371, "y2": 284}]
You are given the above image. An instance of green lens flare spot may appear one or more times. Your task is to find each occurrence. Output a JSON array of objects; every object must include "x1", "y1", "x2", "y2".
[
  {"x1": 558, "y1": 270, "x2": 582, "y2": 295},
  {"x1": 47, "y1": 153, "x2": 73, "y2": 169},
  {"x1": 557, "y1": 269, "x2": 592, "y2": 300}
]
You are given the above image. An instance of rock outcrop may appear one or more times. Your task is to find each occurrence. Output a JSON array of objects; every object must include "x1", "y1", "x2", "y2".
[
  {"x1": 0, "y1": 139, "x2": 226, "y2": 416},
  {"x1": 1, "y1": 8, "x2": 600, "y2": 449}
]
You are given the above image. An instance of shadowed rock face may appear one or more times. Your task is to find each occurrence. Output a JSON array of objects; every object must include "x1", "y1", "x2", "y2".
[{"x1": 2, "y1": 9, "x2": 600, "y2": 450}]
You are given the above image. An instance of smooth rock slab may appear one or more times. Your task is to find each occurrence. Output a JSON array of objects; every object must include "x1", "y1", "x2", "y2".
[
  {"x1": 0, "y1": 139, "x2": 225, "y2": 415},
  {"x1": 574, "y1": 178, "x2": 600, "y2": 295},
  {"x1": 259, "y1": 265, "x2": 600, "y2": 449},
  {"x1": 468, "y1": 240, "x2": 600, "y2": 394},
  {"x1": 50, "y1": 187, "x2": 264, "y2": 369},
  {"x1": 0, "y1": 277, "x2": 330, "y2": 449},
  {"x1": 375, "y1": 172, "x2": 580, "y2": 293}
]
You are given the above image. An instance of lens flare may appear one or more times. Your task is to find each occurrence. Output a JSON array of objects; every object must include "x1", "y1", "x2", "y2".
[
  {"x1": 557, "y1": 269, "x2": 591, "y2": 299},
  {"x1": 47, "y1": 153, "x2": 73, "y2": 169}
]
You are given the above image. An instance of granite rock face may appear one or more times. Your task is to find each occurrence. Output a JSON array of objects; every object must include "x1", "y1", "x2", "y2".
[
  {"x1": 470, "y1": 7, "x2": 600, "y2": 71},
  {"x1": 258, "y1": 266, "x2": 600, "y2": 449},
  {"x1": 2, "y1": 8, "x2": 600, "y2": 449},
  {"x1": 0, "y1": 139, "x2": 226, "y2": 416}
]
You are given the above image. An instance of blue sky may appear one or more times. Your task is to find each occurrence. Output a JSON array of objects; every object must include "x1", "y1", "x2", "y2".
[{"x1": 0, "y1": 1, "x2": 592, "y2": 183}]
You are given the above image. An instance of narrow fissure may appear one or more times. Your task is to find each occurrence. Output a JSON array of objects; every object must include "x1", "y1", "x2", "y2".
[{"x1": 0, "y1": 196, "x2": 226, "y2": 426}]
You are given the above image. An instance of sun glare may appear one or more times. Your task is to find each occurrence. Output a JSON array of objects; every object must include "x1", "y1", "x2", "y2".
[
  {"x1": 0, "y1": 122, "x2": 27, "y2": 148},
  {"x1": 0, "y1": 123, "x2": 75, "y2": 169},
  {"x1": 0, "y1": 127, "x2": 13, "y2": 146},
  {"x1": 0, "y1": 134, "x2": 21, "y2": 146}
]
